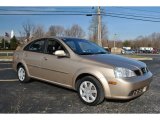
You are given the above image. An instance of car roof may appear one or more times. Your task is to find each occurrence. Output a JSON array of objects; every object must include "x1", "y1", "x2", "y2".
[
  {"x1": 49, "y1": 36, "x2": 83, "y2": 41},
  {"x1": 21, "y1": 36, "x2": 84, "y2": 50}
]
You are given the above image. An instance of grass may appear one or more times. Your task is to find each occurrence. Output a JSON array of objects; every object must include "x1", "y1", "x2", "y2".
[
  {"x1": 121, "y1": 54, "x2": 147, "y2": 58},
  {"x1": 0, "y1": 56, "x2": 13, "y2": 59},
  {"x1": 0, "y1": 50, "x2": 14, "y2": 52}
]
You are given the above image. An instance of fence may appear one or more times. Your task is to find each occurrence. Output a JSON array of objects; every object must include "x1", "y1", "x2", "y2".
[{"x1": 0, "y1": 52, "x2": 14, "y2": 56}]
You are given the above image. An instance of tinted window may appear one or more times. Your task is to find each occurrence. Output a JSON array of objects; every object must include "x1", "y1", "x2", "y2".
[
  {"x1": 24, "y1": 40, "x2": 45, "y2": 53},
  {"x1": 46, "y1": 39, "x2": 65, "y2": 55}
]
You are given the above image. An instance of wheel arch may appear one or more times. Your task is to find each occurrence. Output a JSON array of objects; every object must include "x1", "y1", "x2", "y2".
[
  {"x1": 73, "y1": 69, "x2": 111, "y2": 97},
  {"x1": 75, "y1": 73, "x2": 99, "y2": 90},
  {"x1": 17, "y1": 62, "x2": 24, "y2": 70},
  {"x1": 16, "y1": 61, "x2": 30, "y2": 77}
]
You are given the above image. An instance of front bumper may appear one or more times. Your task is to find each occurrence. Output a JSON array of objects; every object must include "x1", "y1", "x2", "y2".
[{"x1": 106, "y1": 71, "x2": 153, "y2": 100}]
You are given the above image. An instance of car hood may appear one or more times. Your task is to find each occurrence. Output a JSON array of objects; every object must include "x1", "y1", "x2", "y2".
[{"x1": 79, "y1": 54, "x2": 146, "y2": 70}]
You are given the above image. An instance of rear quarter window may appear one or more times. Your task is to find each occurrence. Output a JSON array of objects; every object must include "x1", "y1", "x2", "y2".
[{"x1": 23, "y1": 40, "x2": 45, "y2": 53}]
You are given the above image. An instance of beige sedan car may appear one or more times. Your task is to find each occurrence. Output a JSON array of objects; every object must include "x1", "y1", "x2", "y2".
[{"x1": 13, "y1": 37, "x2": 152, "y2": 105}]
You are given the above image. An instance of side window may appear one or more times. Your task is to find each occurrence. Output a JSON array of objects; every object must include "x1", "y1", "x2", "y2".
[
  {"x1": 24, "y1": 40, "x2": 45, "y2": 53},
  {"x1": 46, "y1": 40, "x2": 65, "y2": 55}
]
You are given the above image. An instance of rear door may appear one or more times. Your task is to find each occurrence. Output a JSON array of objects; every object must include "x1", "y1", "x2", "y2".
[{"x1": 23, "y1": 39, "x2": 46, "y2": 77}]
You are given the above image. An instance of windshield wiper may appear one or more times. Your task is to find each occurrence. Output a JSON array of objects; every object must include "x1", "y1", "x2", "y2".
[
  {"x1": 80, "y1": 52, "x2": 107, "y2": 55},
  {"x1": 94, "y1": 52, "x2": 107, "y2": 54}
]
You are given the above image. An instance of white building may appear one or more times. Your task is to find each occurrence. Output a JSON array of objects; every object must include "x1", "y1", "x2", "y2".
[{"x1": 11, "y1": 30, "x2": 14, "y2": 38}]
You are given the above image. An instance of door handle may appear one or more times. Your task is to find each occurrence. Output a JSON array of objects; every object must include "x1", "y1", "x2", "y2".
[{"x1": 43, "y1": 57, "x2": 48, "y2": 60}]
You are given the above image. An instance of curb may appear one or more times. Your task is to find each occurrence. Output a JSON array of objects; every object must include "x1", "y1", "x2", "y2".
[{"x1": 0, "y1": 59, "x2": 13, "y2": 62}]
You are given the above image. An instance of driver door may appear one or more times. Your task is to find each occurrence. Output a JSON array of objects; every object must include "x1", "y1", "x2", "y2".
[{"x1": 40, "y1": 39, "x2": 73, "y2": 86}]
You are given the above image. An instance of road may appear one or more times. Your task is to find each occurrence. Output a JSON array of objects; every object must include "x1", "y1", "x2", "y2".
[{"x1": 0, "y1": 56, "x2": 160, "y2": 113}]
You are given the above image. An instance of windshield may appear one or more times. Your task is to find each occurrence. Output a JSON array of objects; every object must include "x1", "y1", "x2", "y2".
[{"x1": 62, "y1": 38, "x2": 108, "y2": 55}]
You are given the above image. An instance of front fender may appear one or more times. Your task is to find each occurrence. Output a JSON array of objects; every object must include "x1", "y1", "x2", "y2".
[{"x1": 72, "y1": 68, "x2": 111, "y2": 97}]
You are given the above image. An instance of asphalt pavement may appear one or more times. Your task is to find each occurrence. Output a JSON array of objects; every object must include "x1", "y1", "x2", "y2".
[{"x1": 0, "y1": 56, "x2": 160, "y2": 113}]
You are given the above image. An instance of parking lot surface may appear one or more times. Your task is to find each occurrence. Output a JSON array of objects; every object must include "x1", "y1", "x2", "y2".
[{"x1": 0, "y1": 58, "x2": 160, "y2": 113}]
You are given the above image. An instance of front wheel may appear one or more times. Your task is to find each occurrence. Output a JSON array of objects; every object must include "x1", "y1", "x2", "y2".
[
  {"x1": 77, "y1": 76, "x2": 105, "y2": 106},
  {"x1": 17, "y1": 65, "x2": 30, "y2": 83}
]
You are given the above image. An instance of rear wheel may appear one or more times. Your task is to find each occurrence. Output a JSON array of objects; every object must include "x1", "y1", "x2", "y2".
[
  {"x1": 77, "y1": 76, "x2": 105, "y2": 106},
  {"x1": 17, "y1": 65, "x2": 30, "y2": 83}
]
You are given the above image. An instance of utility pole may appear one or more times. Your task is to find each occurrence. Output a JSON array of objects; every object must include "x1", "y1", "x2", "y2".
[
  {"x1": 113, "y1": 34, "x2": 117, "y2": 53},
  {"x1": 97, "y1": 6, "x2": 102, "y2": 46},
  {"x1": 3, "y1": 38, "x2": 5, "y2": 49}
]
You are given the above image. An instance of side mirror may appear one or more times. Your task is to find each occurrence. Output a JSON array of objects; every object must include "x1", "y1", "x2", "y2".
[{"x1": 55, "y1": 50, "x2": 67, "y2": 57}]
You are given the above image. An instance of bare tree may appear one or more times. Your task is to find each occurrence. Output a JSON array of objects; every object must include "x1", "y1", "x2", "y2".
[
  {"x1": 22, "y1": 21, "x2": 34, "y2": 41},
  {"x1": 88, "y1": 15, "x2": 98, "y2": 42},
  {"x1": 32, "y1": 25, "x2": 45, "y2": 39},
  {"x1": 71, "y1": 24, "x2": 85, "y2": 38},
  {"x1": 47, "y1": 25, "x2": 65, "y2": 37},
  {"x1": 122, "y1": 32, "x2": 160, "y2": 49},
  {"x1": 65, "y1": 28, "x2": 72, "y2": 37},
  {"x1": 101, "y1": 24, "x2": 108, "y2": 47},
  {"x1": 89, "y1": 14, "x2": 108, "y2": 46},
  {"x1": 19, "y1": 31, "x2": 25, "y2": 40},
  {"x1": 150, "y1": 32, "x2": 160, "y2": 48},
  {"x1": 65, "y1": 24, "x2": 85, "y2": 38}
]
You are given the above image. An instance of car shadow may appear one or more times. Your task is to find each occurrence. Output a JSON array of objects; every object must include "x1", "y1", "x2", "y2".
[
  {"x1": 30, "y1": 78, "x2": 76, "y2": 93},
  {"x1": 105, "y1": 95, "x2": 141, "y2": 103}
]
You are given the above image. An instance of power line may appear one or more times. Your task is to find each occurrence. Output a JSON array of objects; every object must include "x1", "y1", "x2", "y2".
[
  {"x1": 103, "y1": 14, "x2": 160, "y2": 22},
  {"x1": 117, "y1": 7, "x2": 160, "y2": 14},
  {"x1": 0, "y1": 8, "x2": 94, "y2": 14},
  {"x1": 1, "y1": 7, "x2": 160, "y2": 20},
  {"x1": 2, "y1": 12, "x2": 160, "y2": 21},
  {"x1": 1, "y1": 8, "x2": 160, "y2": 22},
  {"x1": 0, "y1": 13, "x2": 98, "y2": 15},
  {"x1": 1, "y1": 10, "x2": 160, "y2": 20},
  {"x1": 106, "y1": 11, "x2": 160, "y2": 20},
  {"x1": 1, "y1": 13, "x2": 160, "y2": 22},
  {"x1": 105, "y1": 12, "x2": 160, "y2": 20}
]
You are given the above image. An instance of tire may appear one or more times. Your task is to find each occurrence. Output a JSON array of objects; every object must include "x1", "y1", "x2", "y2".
[
  {"x1": 17, "y1": 65, "x2": 30, "y2": 83},
  {"x1": 77, "y1": 76, "x2": 105, "y2": 106}
]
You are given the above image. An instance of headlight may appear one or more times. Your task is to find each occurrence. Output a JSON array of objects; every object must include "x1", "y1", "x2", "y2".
[{"x1": 114, "y1": 67, "x2": 136, "y2": 78}]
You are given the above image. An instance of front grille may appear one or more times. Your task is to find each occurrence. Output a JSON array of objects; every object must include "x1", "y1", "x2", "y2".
[
  {"x1": 141, "y1": 67, "x2": 148, "y2": 74},
  {"x1": 134, "y1": 67, "x2": 149, "y2": 76}
]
